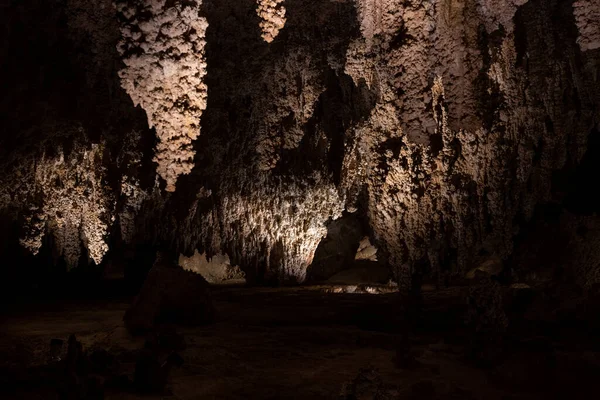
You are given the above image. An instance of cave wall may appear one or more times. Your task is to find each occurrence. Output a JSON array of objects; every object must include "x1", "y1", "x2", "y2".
[
  {"x1": 0, "y1": 0, "x2": 155, "y2": 273},
  {"x1": 0, "y1": 0, "x2": 599, "y2": 287},
  {"x1": 341, "y1": 0, "x2": 600, "y2": 287}
]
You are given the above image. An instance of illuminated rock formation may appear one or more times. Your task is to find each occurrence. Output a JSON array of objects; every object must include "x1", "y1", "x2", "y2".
[
  {"x1": 178, "y1": 250, "x2": 245, "y2": 283},
  {"x1": 212, "y1": 174, "x2": 344, "y2": 282},
  {"x1": 256, "y1": 0, "x2": 286, "y2": 43},
  {"x1": 138, "y1": 172, "x2": 345, "y2": 283},
  {"x1": 125, "y1": 0, "x2": 359, "y2": 283},
  {"x1": 125, "y1": 0, "x2": 599, "y2": 284},
  {"x1": 119, "y1": 176, "x2": 150, "y2": 245},
  {"x1": 1, "y1": 0, "x2": 599, "y2": 287},
  {"x1": 355, "y1": 237, "x2": 378, "y2": 262},
  {"x1": 116, "y1": 131, "x2": 153, "y2": 245},
  {"x1": 343, "y1": 0, "x2": 599, "y2": 287},
  {"x1": 13, "y1": 138, "x2": 114, "y2": 268},
  {"x1": 115, "y1": 0, "x2": 208, "y2": 192}
]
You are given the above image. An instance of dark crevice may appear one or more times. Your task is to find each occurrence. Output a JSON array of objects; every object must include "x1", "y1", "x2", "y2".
[{"x1": 554, "y1": 126, "x2": 600, "y2": 215}]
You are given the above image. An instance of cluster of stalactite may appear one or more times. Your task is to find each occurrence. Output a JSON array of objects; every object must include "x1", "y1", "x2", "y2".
[
  {"x1": 113, "y1": 0, "x2": 599, "y2": 284},
  {"x1": 121, "y1": 0, "x2": 360, "y2": 283},
  {"x1": 115, "y1": 0, "x2": 208, "y2": 192},
  {"x1": 256, "y1": 0, "x2": 286, "y2": 43},
  {"x1": 341, "y1": 0, "x2": 599, "y2": 288},
  {"x1": 0, "y1": 134, "x2": 114, "y2": 268},
  {"x1": 117, "y1": 131, "x2": 151, "y2": 244},
  {"x1": 134, "y1": 171, "x2": 345, "y2": 283},
  {"x1": 254, "y1": 48, "x2": 324, "y2": 170},
  {"x1": 1, "y1": 0, "x2": 599, "y2": 286}
]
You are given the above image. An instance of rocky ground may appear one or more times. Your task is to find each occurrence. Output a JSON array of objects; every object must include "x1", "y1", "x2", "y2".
[{"x1": 1, "y1": 283, "x2": 599, "y2": 399}]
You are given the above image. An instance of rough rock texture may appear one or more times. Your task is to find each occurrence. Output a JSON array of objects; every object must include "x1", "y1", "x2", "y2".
[
  {"x1": 1, "y1": 135, "x2": 114, "y2": 268},
  {"x1": 140, "y1": 173, "x2": 345, "y2": 283},
  {"x1": 178, "y1": 250, "x2": 245, "y2": 283},
  {"x1": 256, "y1": 0, "x2": 286, "y2": 43},
  {"x1": 254, "y1": 48, "x2": 325, "y2": 170},
  {"x1": 126, "y1": 0, "x2": 364, "y2": 283},
  {"x1": 1, "y1": 0, "x2": 599, "y2": 288},
  {"x1": 341, "y1": 0, "x2": 600, "y2": 288},
  {"x1": 115, "y1": 0, "x2": 208, "y2": 192},
  {"x1": 118, "y1": 131, "x2": 152, "y2": 244},
  {"x1": 574, "y1": 0, "x2": 600, "y2": 51},
  {"x1": 0, "y1": 0, "x2": 153, "y2": 275}
]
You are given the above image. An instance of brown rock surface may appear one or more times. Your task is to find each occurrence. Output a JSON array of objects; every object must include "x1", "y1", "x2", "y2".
[
  {"x1": 0, "y1": 0, "x2": 599, "y2": 287},
  {"x1": 124, "y1": 262, "x2": 216, "y2": 334}
]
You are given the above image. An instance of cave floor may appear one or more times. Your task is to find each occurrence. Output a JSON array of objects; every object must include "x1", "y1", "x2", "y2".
[{"x1": 0, "y1": 285, "x2": 597, "y2": 399}]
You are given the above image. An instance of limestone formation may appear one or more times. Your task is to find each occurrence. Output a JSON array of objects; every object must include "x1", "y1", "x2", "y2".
[
  {"x1": 115, "y1": 0, "x2": 208, "y2": 192},
  {"x1": 355, "y1": 237, "x2": 378, "y2": 262},
  {"x1": 256, "y1": 0, "x2": 286, "y2": 43},
  {"x1": 1, "y1": 0, "x2": 599, "y2": 287},
  {"x1": 12, "y1": 136, "x2": 114, "y2": 268},
  {"x1": 170, "y1": 172, "x2": 345, "y2": 283},
  {"x1": 574, "y1": 0, "x2": 600, "y2": 51},
  {"x1": 255, "y1": 48, "x2": 323, "y2": 170},
  {"x1": 112, "y1": 0, "x2": 600, "y2": 284},
  {"x1": 178, "y1": 250, "x2": 245, "y2": 283},
  {"x1": 343, "y1": 0, "x2": 599, "y2": 288},
  {"x1": 117, "y1": 131, "x2": 151, "y2": 244}
]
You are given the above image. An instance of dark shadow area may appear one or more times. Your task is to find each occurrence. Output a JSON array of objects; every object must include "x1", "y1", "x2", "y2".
[
  {"x1": 276, "y1": 69, "x2": 377, "y2": 184},
  {"x1": 306, "y1": 213, "x2": 366, "y2": 282},
  {"x1": 554, "y1": 126, "x2": 600, "y2": 215}
]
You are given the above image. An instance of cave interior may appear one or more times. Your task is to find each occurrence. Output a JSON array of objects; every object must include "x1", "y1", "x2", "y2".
[{"x1": 1, "y1": 0, "x2": 600, "y2": 399}]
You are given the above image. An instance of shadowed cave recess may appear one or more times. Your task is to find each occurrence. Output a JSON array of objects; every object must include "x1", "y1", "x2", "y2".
[{"x1": 1, "y1": 0, "x2": 600, "y2": 399}]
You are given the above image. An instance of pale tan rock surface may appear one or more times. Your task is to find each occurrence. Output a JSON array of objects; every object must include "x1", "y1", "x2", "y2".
[{"x1": 116, "y1": 0, "x2": 208, "y2": 192}]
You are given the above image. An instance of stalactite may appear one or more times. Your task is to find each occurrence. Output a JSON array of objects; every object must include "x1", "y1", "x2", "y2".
[
  {"x1": 342, "y1": 0, "x2": 598, "y2": 287},
  {"x1": 353, "y1": 0, "x2": 383, "y2": 48},
  {"x1": 116, "y1": 0, "x2": 208, "y2": 192},
  {"x1": 212, "y1": 173, "x2": 344, "y2": 281},
  {"x1": 117, "y1": 131, "x2": 151, "y2": 244},
  {"x1": 255, "y1": 48, "x2": 323, "y2": 170},
  {"x1": 16, "y1": 139, "x2": 115, "y2": 268},
  {"x1": 256, "y1": 0, "x2": 286, "y2": 43},
  {"x1": 2, "y1": 0, "x2": 598, "y2": 286},
  {"x1": 144, "y1": 172, "x2": 346, "y2": 283}
]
